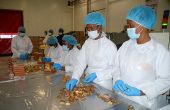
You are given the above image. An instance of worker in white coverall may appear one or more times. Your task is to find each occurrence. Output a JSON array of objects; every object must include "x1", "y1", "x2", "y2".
[
  {"x1": 11, "y1": 26, "x2": 33, "y2": 60},
  {"x1": 53, "y1": 35, "x2": 79, "y2": 75},
  {"x1": 43, "y1": 29, "x2": 55, "y2": 56},
  {"x1": 112, "y1": 5, "x2": 170, "y2": 109},
  {"x1": 43, "y1": 36, "x2": 63, "y2": 63},
  {"x1": 65, "y1": 12, "x2": 117, "y2": 91}
]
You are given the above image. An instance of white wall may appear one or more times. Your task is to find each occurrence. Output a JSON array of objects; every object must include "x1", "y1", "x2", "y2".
[
  {"x1": 0, "y1": 0, "x2": 73, "y2": 36},
  {"x1": 74, "y1": 3, "x2": 87, "y2": 31},
  {"x1": 74, "y1": 0, "x2": 145, "y2": 32},
  {"x1": 1, "y1": 0, "x2": 169, "y2": 34},
  {"x1": 74, "y1": 0, "x2": 107, "y2": 31},
  {"x1": 108, "y1": 0, "x2": 145, "y2": 32},
  {"x1": 74, "y1": 0, "x2": 170, "y2": 32}
]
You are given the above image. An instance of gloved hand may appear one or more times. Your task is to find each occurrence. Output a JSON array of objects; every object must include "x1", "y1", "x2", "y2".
[
  {"x1": 20, "y1": 53, "x2": 28, "y2": 60},
  {"x1": 53, "y1": 63, "x2": 62, "y2": 70},
  {"x1": 42, "y1": 57, "x2": 51, "y2": 62},
  {"x1": 65, "y1": 79, "x2": 78, "y2": 91},
  {"x1": 83, "y1": 73, "x2": 97, "y2": 83},
  {"x1": 123, "y1": 84, "x2": 141, "y2": 96},
  {"x1": 112, "y1": 80, "x2": 127, "y2": 92}
]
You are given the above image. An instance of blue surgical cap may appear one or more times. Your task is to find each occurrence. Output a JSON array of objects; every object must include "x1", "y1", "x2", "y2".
[
  {"x1": 18, "y1": 26, "x2": 26, "y2": 33},
  {"x1": 84, "y1": 12, "x2": 106, "y2": 26},
  {"x1": 62, "y1": 35, "x2": 77, "y2": 46},
  {"x1": 126, "y1": 5, "x2": 157, "y2": 29},
  {"x1": 47, "y1": 36, "x2": 58, "y2": 45}
]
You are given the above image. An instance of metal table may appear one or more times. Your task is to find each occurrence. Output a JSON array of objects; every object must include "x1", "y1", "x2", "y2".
[{"x1": 0, "y1": 58, "x2": 149, "y2": 110}]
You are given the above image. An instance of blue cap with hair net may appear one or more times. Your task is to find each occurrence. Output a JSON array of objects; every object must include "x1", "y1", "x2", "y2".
[
  {"x1": 126, "y1": 5, "x2": 157, "y2": 29},
  {"x1": 18, "y1": 26, "x2": 26, "y2": 33},
  {"x1": 84, "y1": 12, "x2": 106, "y2": 26},
  {"x1": 62, "y1": 35, "x2": 77, "y2": 46},
  {"x1": 47, "y1": 36, "x2": 58, "y2": 45}
]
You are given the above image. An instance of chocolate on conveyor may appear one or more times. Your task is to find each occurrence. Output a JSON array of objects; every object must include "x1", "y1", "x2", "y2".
[
  {"x1": 44, "y1": 62, "x2": 56, "y2": 73},
  {"x1": 128, "y1": 105, "x2": 135, "y2": 110},
  {"x1": 57, "y1": 85, "x2": 95, "y2": 106},
  {"x1": 96, "y1": 93, "x2": 119, "y2": 105},
  {"x1": 24, "y1": 62, "x2": 41, "y2": 73}
]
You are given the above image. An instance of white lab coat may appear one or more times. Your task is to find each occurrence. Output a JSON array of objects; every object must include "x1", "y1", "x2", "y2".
[
  {"x1": 60, "y1": 46, "x2": 79, "y2": 73},
  {"x1": 113, "y1": 38, "x2": 170, "y2": 109},
  {"x1": 72, "y1": 32, "x2": 117, "y2": 90},
  {"x1": 11, "y1": 35, "x2": 33, "y2": 58},
  {"x1": 47, "y1": 45, "x2": 63, "y2": 62}
]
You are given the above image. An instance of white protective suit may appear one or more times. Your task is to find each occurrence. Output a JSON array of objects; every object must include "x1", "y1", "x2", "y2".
[
  {"x1": 60, "y1": 46, "x2": 79, "y2": 74},
  {"x1": 72, "y1": 32, "x2": 117, "y2": 90},
  {"x1": 113, "y1": 38, "x2": 170, "y2": 109},
  {"x1": 47, "y1": 45, "x2": 63, "y2": 62},
  {"x1": 11, "y1": 35, "x2": 33, "y2": 58}
]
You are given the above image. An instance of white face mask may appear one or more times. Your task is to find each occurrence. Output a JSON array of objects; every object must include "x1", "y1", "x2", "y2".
[
  {"x1": 127, "y1": 28, "x2": 140, "y2": 39},
  {"x1": 62, "y1": 45, "x2": 69, "y2": 51},
  {"x1": 19, "y1": 33, "x2": 25, "y2": 37},
  {"x1": 127, "y1": 25, "x2": 143, "y2": 39},
  {"x1": 88, "y1": 30, "x2": 99, "y2": 39}
]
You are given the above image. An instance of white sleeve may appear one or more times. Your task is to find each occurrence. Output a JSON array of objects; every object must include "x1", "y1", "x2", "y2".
[
  {"x1": 112, "y1": 52, "x2": 121, "y2": 84},
  {"x1": 65, "y1": 66, "x2": 73, "y2": 73},
  {"x1": 44, "y1": 45, "x2": 50, "y2": 56},
  {"x1": 46, "y1": 47, "x2": 51, "y2": 57},
  {"x1": 55, "y1": 55, "x2": 64, "y2": 64},
  {"x1": 53, "y1": 48, "x2": 64, "y2": 64},
  {"x1": 27, "y1": 37, "x2": 33, "y2": 54},
  {"x1": 65, "y1": 49, "x2": 79, "y2": 73},
  {"x1": 52, "y1": 58, "x2": 60, "y2": 63},
  {"x1": 72, "y1": 44, "x2": 87, "y2": 81},
  {"x1": 11, "y1": 37, "x2": 20, "y2": 57},
  {"x1": 140, "y1": 49, "x2": 170, "y2": 99}
]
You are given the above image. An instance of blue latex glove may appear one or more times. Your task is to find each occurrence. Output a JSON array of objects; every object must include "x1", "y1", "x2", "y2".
[
  {"x1": 42, "y1": 57, "x2": 51, "y2": 62},
  {"x1": 20, "y1": 53, "x2": 28, "y2": 60},
  {"x1": 65, "y1": 79, "x2": 78, "y2": 91},
  {"x1": 53, "y1": 63, "x2": 62, "y2": 70},
  {"x1": 83, "y1": 73, "x2": 97, "y2": 83},
  {"x1": 113, "y1": 80, "x2": 128, "y2": 92},
  {"x1": 123, "y1": 84, "x2": 141, "y2": 96}
]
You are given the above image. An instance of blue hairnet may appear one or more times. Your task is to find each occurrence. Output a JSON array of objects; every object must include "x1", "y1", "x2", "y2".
[
  {"x1": 84, "y1": 12, "x2": 106, "y2": 26},
  {"x1": 126, "y1": 5, "x2": 157, "y2": 29},
  {"x1": 18, "y1": 26, "x2": 26, "y2": 33},
  {"x1": 47, "y1": 36, "x2": 58, "y2": 45},
  {"x1": 62, "y1": 35, "x2": 77, "y2": 46}
]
